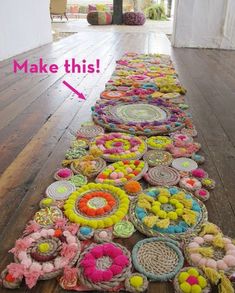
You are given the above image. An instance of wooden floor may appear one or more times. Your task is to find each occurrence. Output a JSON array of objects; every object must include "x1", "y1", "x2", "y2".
[{"x1": 0, "y1": 31, "x2": 235, "y2": 293}]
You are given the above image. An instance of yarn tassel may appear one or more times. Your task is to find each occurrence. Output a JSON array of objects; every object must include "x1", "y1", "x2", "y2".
[
  {"x1": 218, "y1": 272, "x2": 234, "y2": 293},
  {"x1": 190, "y1": 247, "x2": 214, "y2": 258},
  {"x1": 213, "y1": 233, "x2": 225, "y2": 249},
  {"x1": 202, "y1": 267, "x2": 220, "y2": 285},
  {"x1": 203, "y1": 267, "x2": 234, "y2": 293},
  {"x1": 155, "y1": 218, "x2": 170, "y2": 229},
  {"x1": 199, "y1": 222, "x2": 220, "y2": 236}
]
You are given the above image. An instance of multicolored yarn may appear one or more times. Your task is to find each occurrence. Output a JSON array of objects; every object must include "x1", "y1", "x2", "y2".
[{"x1": 1, "y1": 53, "x2": 228, "y2": 292}]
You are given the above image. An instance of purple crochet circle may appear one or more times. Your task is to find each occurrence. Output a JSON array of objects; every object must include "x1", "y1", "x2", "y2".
[{"x1": 123, "y1": 12, "x2": 146, "y2": 25}]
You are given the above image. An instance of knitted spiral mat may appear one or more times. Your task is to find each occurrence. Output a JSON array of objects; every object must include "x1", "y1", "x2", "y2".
[{"x1": 1, "y1": 53, "x2": 233, "y2": 293}]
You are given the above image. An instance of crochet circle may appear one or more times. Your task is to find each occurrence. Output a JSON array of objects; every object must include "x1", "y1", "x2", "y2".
[
  {"x1": 132, "y1": 238, "x2": 184, "y2": 281},
  {"x1": 172, "y1": 158, "x2": 198, "y2": 172},
  {"x1": 91, "y1": 133, "x2": 147, "y2": 162},
  {"x1": 33, "y1": 207, "x2": 63, "y2": 227},
  {"x1": 129, "y1": 186, "x2": 208, "y2": 240},
  {"x1": 146, "y1": 136, "x2": 173, "y2": 150},
  {"x1": 143, "y1": 150, "x2": 173, "y2": 167},
  {"x1": 173, "y1": 267, "x2": 211, "y2": 293},
  {"x1": 12, "y1": 227, "x2": 81, "y2": 281},
  {"x1": 76, "y1": 125, "x2": 104, "y2": 139},
  {"x1": 185, "y1": 234, "x2": 235, "y2": 274},
  {"x1": 96, "y1": 160, "x2": 148, "y2": 186},
  {"x1": 64, "y1": 183, "x2": 129, "y2": 229},
  {"x1": 144, "y1": 166, "x2": 180, "y2": 186},
  {"x1": 77, "y1": 242, "x2": 131, "y2": 291},
  {"x1": 92, "y1": 99, "x2": 186, "y2": 136},
  {"x1": 46, "y1": 181, "x2": 76, "y2": 200}
]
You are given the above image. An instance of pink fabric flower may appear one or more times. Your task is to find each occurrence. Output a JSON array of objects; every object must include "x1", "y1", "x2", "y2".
[
  {"x1": 9, "y1": 237, "x2": 33, "y2": 255},
  {"x1": 65, "y1": 223, "x2": 79, "y2": 235},
  {"x1": 23, "y1": 221, "x2": 40, "y2": 235},
  {"x1": 24, "y1": 271, "x2": 41, "y2": 289},
  {"x1": 63, "y1": 266, "x2": 78, "y2": 282},
  {"x1": 61, "y1": 243, "x2": 78, "y2": 260},
  {"x1": 55, "y1": 217, "x2": 67, "y2": 229},
  {"x1": 7, "y1": 263, "x2": 25, "y2": 279}
]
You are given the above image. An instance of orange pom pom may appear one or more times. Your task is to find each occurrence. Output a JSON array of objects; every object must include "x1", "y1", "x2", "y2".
[
  {"x1": 54, "y1": 229, "x2": 63, "y2": 237},
  {"x1": 124, "y1": 181, "x2": 142, "y2": 194}
]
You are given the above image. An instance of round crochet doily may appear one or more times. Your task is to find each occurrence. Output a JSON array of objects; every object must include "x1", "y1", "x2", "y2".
[
  {"x1": 132, "y1": 238, "x2": 184, "y2": 281},
  {"x1": 144, "y1": 166, "x2": 180, "y2": 186}
]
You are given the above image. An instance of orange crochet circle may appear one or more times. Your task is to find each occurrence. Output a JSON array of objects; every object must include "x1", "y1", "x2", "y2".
[
  {"x1": 77, "y1": 191, "x2": 116, "y2": 217},
  {"x1": 101, "y1": 90, "x2": 126, "y2": 100}
]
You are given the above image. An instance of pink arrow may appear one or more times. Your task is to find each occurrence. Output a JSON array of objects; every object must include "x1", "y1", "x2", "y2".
[{"x1": 63, "y1": 80, "x2": 86, "y2": 100}]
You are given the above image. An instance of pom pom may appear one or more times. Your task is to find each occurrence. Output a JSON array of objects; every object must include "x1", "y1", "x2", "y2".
[
  {"x1": 180, "y1": 282, "x2": 191, "y2": 293},
  {"x1": 91, "y1": 246, "x2": 104, "y2": 258},
  {"x1": 187, "y1": 268, "x2": 199, "y2": 277},
  {"x1": 191, "y1": 284, "x2": 202, "y2": 293},
  {"x1": 129, "y1": 275, "x2": 144, "y2": 288},
  {"x1": 187, "y1": 275, "x2": 199, "y2": 285},
  {"x1": 198, "y1": 276, "x2": 207, "y2": 288},
  {"x1": 114, "y1": 255, "x2": 129, "y2": 267},
  {"x1": 110, "y1": 264, "x2": 123, "y2": 275},
  {"x1": 178, "y1": 272, "x2": 190, "y2": 283},
  {"x1": 124, "y1": 181, "x2": 142, "y2": 194},
  {"x1": 102, "y1": 270, "x2": 113, "y2": 281},
  {"x1": 89, "y1": 270, "x2": 103, "y2": 283}
]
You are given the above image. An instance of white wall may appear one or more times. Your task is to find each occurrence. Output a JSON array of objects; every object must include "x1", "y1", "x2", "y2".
[
  {"x1": 0, "y1": 0, "x2": 52, "y2": 61},
  {"x1": 172, "y1": 0, "x2": 235, "y2": 49}
]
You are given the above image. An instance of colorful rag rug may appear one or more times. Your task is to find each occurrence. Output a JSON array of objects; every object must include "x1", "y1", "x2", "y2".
[{"x1": 1, "y1": 53, "x2": 234, "y2": 293}]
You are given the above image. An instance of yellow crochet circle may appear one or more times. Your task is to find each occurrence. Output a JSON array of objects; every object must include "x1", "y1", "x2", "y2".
[
  {"x1": 64, "y1": 183, "x2": 129, "y2": 229},
  {"x1": 146, "y1": 136, "x2": 172, "y2": 150}
]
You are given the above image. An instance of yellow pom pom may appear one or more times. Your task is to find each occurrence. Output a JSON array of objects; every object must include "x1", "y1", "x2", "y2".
[
  {"x1": 152, "y1": 205, "x2": 160, "y2": 215},
  {"x1": 176, "y1": 208, "x2": 184, "y2": 216},
  {"x1": 198, "y1": 276, "x2": 207, "y2": 289},
  {"x1": 158, "y1": 195, "x2": 169, "y2": 204},
  {"x1": 178, "y1": 272, "x2": 190, "y2": 284},
  {"x1": 38, "y1": 242, "x2": 50, "y2": 253},
  {"x1": 180, "y1": 282, "x2": 191, "y2": 293},
  {"x1": 175, "y1": 202, "x2": 184, "y2": 209},
  {"x1": 157, "y1": 210, "x2": 167, "y2": 219},
  {"x1": 167, "y1": 211, "x2": 178, "y2": 220},
  {"x1": 169, "y1": 199, "x2": 178, "y2": 205},
  {"x1": 41, "y1": 198, "x2": 53, "y2": 206},
  {"x1": 191, "y1": 284, "x2": 202, "y2": 293},
  {"x1": 129, "y1": 276, "x2": 144, "y2": 288},
  {"x1": 187, "y1": 268, "x2": 199, "y2": 277}
]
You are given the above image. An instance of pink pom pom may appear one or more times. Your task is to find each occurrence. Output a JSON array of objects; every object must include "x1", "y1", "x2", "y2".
[
  {"x1": 188, "y1": 242, "x2": 199, "y2": 248},
  {"x1": 203, "y1": 235, "x2": 214, "y2": 242},
  {"x1": 102, "y1": 270, "x2": 113, "y2": 281},
  {"x1": 114, "y1": 255, "x2": 129, "y2": 267},
  {"x1": 223, "y1": 255, "x2": 235, "y2": 267},
  {"x1": 80, "y1": 258, "x2": 96, "y2": 268},
  {"x1": 190, "y1": 253, "x2": 202, "y2": 264},
  {"x1": 103, "y1": 244, "x2": 122, "y2": 257},
  {"x1": 187, "y1": 276, "x2": 199, "y2": 285},
  {"x1": 206, "y1": 259, "x2": 217, "y2": 269},
  {"x1": 223, "y1": 238, "x2": 232, "y2": 244},
  {"x1": 89, "y1": 270, "x2": 103, "y2": 283},
  {"x1": 226, "y1": 244, "x2": 235, "y2": 250},
  {"x1": 194, "y1": 237, "x2": 204, "y2": 244},
  {"x1": 227, "y1": 250, "x2": 235, "y2": 256},
  {"x1": 21, "y1": 258, "x2": 32, "y2": 268},
  {"x1": 84, "y1": 267, "x2": 94, "y2": 278},
  {"x1": 191, "y1": 168, "x2": 207, "y2": 179},
  {"x1": 217, "y1": 260, "x2": 228, "y2": 270},
  {"x1": 110, "y1": 172, "x2": 118, "y2": 180},
  {"x1": 57, "y1": 168, "x2": 72, "y2": 178},
  {"x1": 110, "y1": 264, "x2": 123, "y2": 276},
  {"x1": 91, "y1": 246, "x2": 104, "y2": 258},
  {"x1": 198, "y1": 258, "x2": 207, "y2": 267}
]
